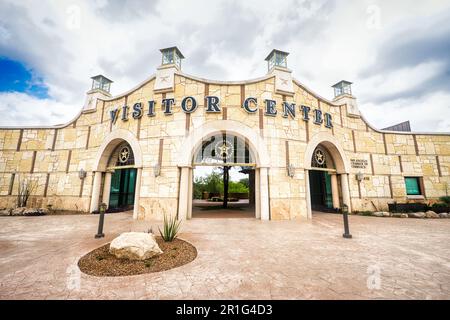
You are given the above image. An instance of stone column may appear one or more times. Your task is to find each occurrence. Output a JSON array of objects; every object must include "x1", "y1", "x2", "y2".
[
  {"x1": 187, "y1": 168, "x2": 193, "y2": 219},
  {"x1": 305, "y1": 169, "x2": 312, "y2": 219},
  {"x1": 89, "y1": 171, "x2": 102, "y2": 213},
  {"x1": 259, "y1": 167, "x2": 270, "y2": 220},
  {"x1": 102, "y1": 171, "x2": 112, "y2": 209},
  {"x1": 255, "y1": 168, "x2": 261, "y2": 219},
  {"x1": 330, "y1": 173, "x2": 340, "y2": 210},
  {"x1": 178, "y1": 166, "x2": 190, "y2": 220},
  {"x1": 133, "y1": 168, "x2": 142, "y2": 219},
  {"x1": 340, "y1": 173, "x2": 352, "y2": 213}
]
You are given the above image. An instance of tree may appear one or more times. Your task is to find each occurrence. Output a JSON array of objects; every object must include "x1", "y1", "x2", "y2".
[
  {"x1": 193, "y1": 169, "x2": 224, "y2": 199},
  {"x1": 16, "y1": 174, "x2": 38, "y2": 208},
  {"x1": 239, "y1": 177, "x2": 249, "y2": 188}
]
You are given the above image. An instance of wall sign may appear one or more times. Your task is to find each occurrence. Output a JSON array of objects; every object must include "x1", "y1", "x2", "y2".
[
  {"x1": 350, "y1": 159, "x2": 368, "y2": 169},
  {"x1": 110, "y1": 96, "x2": 333, "y2": 129}
]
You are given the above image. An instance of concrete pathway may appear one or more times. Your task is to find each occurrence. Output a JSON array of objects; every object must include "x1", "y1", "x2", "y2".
[{"x1": 0, "y1": 212, "x2": 449, "y2": 299}]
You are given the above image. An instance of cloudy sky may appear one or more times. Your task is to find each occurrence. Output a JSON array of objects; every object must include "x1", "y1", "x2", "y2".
[{"x1": 0, "y1": 0, "x2": 449, "y2": 131}]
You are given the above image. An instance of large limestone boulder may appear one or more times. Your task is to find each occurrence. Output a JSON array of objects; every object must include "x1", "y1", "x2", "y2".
[
  {"x1": 409, "y1": 212, "x2": 425, "y2": 218},
  {"x1": 109, "y1": 232, "x2": 162, "y2": 260},
  {"x1": 425, "y1": 211, "x2": 439, "y2": 219},
  {"x1": 438, "y1": 212, "x2": 448, "y2": 219}
]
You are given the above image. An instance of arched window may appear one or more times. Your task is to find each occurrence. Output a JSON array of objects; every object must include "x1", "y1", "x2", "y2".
[
  {"x1": 311, "y1": 145, "x2": 335, "y2": 169},
  {"x1": 107, "y1": 141, "x2": 135, "y2": 168},
  {"x1": 193, "y1": 133, "x2": 254, "y2": 166}
]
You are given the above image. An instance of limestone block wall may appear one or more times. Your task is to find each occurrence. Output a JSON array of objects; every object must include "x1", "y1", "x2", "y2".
[{"x1": 0, "y1": 71, "x2": 449, "y2": 219}]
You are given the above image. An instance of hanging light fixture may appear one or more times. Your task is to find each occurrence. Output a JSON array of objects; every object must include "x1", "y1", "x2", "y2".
[{"x1": 78, "y1": 169, "x2": 87, "y2": 180}]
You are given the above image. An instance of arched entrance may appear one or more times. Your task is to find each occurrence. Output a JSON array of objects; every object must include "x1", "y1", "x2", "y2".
[
  {"x1": 177, "y1": 120, "x2": 271, "y2": 220},
  {"x1": 309, "y1": 145, "x2": 337, "y2": 212},
  {"x1": 304, "y1": 133, "x2": 351, "y2": 218},
  {"x1": 106, "y1": 142, "x2": 137, "y2": 211},
  {"x1": 191, "y1": 133, "x2": 256, "y2": 218},
  {"x1": 91, "y1": 129, "x2": 143, "y2": 218}
]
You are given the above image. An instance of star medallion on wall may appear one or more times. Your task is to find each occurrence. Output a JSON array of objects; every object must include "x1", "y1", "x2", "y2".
[
  {"x1": 87, "y1": 97, "x2": 94, "y2": 108},
  {"x1": 119, "y1": 147, "x2": 130, "y2": 163},
  {"x1": 314, "y1": 149, "x2": 325, "y2": 165}
]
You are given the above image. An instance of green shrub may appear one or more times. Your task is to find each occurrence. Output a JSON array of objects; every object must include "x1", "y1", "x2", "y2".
[
  {"x1": 144, "y1": 260, "x2": 152, "y2": 268},
  {"x1": 159, "y1": 214, "x2": 181, "y2": 242},
  {"x1": 439, "y1": 196, "x2": 450, "y2": 205},
  {"x1": 432, "y1": 202, "x2": 447, "y2": 208}
]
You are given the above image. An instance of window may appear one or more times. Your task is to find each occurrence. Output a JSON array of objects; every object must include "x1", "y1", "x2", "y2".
[
  {"x1": 162, "y1": 50, "x2": 174, "y2": 65},
  {"x1": 275, "y1": 52, "x2": 287, "y2": 68},
  {"x1": 405, "y1": 177, "x2": 421, "y2": 195},
  {"x1": 193, "y1": 133, "x2": 254, "y2": 166}
]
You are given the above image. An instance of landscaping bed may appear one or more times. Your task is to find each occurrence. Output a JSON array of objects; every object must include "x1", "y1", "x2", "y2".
[
  {"x1": 78, "y1": 236, "x2": 197, "y2": 277},
  {"x1": 353, "y1": 210, "x2": 448, "y2": 219}
]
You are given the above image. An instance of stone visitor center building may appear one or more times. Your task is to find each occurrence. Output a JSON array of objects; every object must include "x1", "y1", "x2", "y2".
[{"x1": 0, "y1": 47, "x2": 449, "y2": 221}]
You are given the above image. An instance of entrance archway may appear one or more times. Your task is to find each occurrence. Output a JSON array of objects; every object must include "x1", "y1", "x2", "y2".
[
  {"x1": 177, "y1": 120, "x2": 271, "y2": 220},
  {"x1": 304, "y1": 133, "x2": 351, "y2": 218},
  {"x1": 106, "y1": 142, "x2": 137, "y2": 211},
  {"x1": 91, "y1": 129, "x2": 143, "y2": 218},
  {"x1": 309, "y1": 145, "x2": 338, "y2": 212},
  {"x1": 191, "y1": 133, "x2": 256, "y2": 218}
]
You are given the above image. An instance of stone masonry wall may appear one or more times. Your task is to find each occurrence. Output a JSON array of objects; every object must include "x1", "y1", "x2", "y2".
[{"x1": 0, "y1": 73, "x2": 449, "y2": 219}]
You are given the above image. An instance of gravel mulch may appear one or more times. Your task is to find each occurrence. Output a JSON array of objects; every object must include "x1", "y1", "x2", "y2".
[{"x1": 78, "y1": 236, "x2": 197, "y2": 277}]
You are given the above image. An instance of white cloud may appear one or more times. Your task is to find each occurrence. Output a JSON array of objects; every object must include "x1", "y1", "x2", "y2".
[
  {"x1": 0, "y1": 92, "x2": 78, "y2": 127},
  {"x1": 360, "y1": 91, "x2": 450, "y2": 132},
  {"x1": 358, "y1": 61, "x2": 446, "y2": 101}
]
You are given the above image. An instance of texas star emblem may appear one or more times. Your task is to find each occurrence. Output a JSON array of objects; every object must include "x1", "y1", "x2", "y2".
[
  {"x1": 119, "y1": 146, "x2": 130, "y2": 163},
  {"x1": 314, "y1": 149, "x2": 325, "y2": 165},
  {"x1": 215, "y1": 141, "x2": 233, "y2": 159}
]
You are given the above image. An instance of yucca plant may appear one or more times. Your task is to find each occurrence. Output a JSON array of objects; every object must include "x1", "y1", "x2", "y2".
[{"x1": 159, "y1": 214, "x2": 181, "y2": 242}]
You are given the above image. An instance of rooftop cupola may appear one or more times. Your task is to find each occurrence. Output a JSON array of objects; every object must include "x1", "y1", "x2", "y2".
[
  {"x1": 160, "y1": 46, "x2": 184, "y2": 70},
  {"x1": 332, "y1": 80, "x2": 360, "y2": 118},
  {"x1": 90, "y1": 74, "x2": 113, "y2": 94},
  {"x1": 83, "y1": 74, "x2": 113, "y2": 113},
  {"x1": 154, "y1": 46, "x2": 184, "y2": 93},
  {"x1": 332, "y1": 80, "x2": 353, "y2": 98},
  {"x1": 265, "y1": 49, "x2": 289, "y2": 72},
  {"x1": 265, "y1": 49, "x2": 294, "y2": 96}
]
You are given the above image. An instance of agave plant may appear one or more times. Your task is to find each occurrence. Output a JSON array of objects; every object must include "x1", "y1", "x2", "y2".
[{"x1": 159, "y1": 214, "x2": 181, "y2": 242}]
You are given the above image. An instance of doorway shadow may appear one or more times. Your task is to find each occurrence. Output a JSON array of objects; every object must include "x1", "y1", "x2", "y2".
[{"x1": 192, "y1": 199, "x2": 255, "y2": 218}]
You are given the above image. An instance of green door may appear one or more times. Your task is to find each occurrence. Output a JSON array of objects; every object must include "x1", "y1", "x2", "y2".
[
  {"x1": 323, "y1": 172, "x2": 332, "y2": 209},
  {"x1": 309, "y1": 170, "x2": 333, "y2": 211},
  {"x1": 109, "y1": 168, "x2": 137, "y2": 210}
]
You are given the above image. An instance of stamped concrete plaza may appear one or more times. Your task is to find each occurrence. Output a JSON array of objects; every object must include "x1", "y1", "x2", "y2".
[{"x1": 0, "y1": 212, "x2": 449, "y2": 300}]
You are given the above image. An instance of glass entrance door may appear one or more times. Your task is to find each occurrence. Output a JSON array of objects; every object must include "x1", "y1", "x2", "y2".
[
  {"x1": 309, "y1": 170, "x2": 333, "y2": 211},
  {"x1": 109, "y1": 168, "x2": 137, "y2": 210}
]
